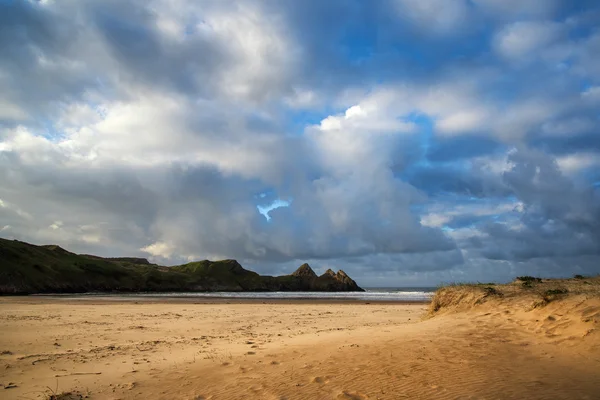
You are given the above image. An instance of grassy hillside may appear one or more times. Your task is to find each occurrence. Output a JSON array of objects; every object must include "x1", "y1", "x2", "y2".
[
  {"x1": 0, "y1": 238, "x2": 363, "y2": 294},
  {"x1": 0, "y1": 238, "x2": 191, "y2": 293}
]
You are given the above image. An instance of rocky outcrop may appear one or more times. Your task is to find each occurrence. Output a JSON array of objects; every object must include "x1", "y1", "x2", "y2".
[
  {"x1": 313, "y1": 267, "x2": 363, "y2": 292},
  {"x1": 292, "y1": 263, "x2": 318, "y2": 278},
  {"x1": 334, "y1": 270, "x2": 357, "y2": 286},
  {"x1": 284, "y1": 264, "x2": 364, "y2": 292}
]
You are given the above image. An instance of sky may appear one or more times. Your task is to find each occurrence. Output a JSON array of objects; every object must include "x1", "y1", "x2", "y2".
[{"x1": 1, "y1": 0, "x2": 599, "y2": 286}]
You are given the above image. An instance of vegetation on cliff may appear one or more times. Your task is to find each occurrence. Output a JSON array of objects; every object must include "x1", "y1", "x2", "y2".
[{"x1": 0, "y1": 238, "x2": 364, "y2": 294}]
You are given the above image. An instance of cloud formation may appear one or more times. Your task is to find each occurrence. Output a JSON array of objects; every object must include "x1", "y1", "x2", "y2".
[{"x1": 1, "y1": 0, "x2": 599, "y2": 285}]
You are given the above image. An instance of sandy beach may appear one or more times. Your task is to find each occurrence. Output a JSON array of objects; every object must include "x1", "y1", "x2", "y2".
[{"x1": 1, "y1": 290, "x2": 599, "y2": 400}]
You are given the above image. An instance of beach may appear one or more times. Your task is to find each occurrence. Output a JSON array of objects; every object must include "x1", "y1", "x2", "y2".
[{"x1": 1, "y1": 290, "x2": 599, "y2": 399}]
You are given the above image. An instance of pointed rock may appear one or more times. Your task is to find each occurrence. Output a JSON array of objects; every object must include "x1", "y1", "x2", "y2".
[
  {"x1": 314, "y1": 268, "x2": 363, "y2": 291},
  {"x1": 292, "y1": 263, "x2": 318, "y2": 278},
  {"x1": 335, "y1": 270, "x2": 356, "y2": 285},
  {"x1": 322, "y1": 268, "x2": 336, "y2": 277},
  {"x1": 337, "y1": 270, "x2": 349, "y2": 278}
]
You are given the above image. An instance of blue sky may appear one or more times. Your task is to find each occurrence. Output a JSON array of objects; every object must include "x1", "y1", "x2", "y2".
[{"x1": 0, "y1": 0, "x2": 599, "y2": 285}]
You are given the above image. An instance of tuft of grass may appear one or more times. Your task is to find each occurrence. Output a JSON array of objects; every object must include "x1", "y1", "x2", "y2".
[
  {"x1": 48, "y1": 393, "x2": 84, "y2": 400},
  {"x1": 539, "y1": 288, "x2": 569, "y2": 305},
  {"x1": 516, "y1": 276, "x2": 542, "y2": 283},
  {"x1": 544, "y1": 288, "x2": 568, "y2": 296},
  {"x1": 46, "y1": 387, "x2": 87, "y2": 400},
  {"x1": 483, "y1": 286, "x2": 502, "y2": 296}
]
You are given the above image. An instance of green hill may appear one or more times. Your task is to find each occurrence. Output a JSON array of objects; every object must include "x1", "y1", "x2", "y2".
[{"x1": 0, "y1": 238, "x2": 364, "y2": 294}]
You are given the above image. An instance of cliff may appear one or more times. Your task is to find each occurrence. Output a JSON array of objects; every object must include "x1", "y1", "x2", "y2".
[{"x1": 0, "y1": 238, "x2": 364, "y2": 294}]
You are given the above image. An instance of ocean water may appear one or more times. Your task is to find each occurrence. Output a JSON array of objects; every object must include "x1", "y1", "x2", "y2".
[{"x1": 53, "y1": 288, "x2": 435, "y2": 302}]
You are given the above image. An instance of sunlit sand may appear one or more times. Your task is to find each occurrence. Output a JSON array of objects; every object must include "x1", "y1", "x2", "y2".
[{"x1": 1, "y1": 278, "x2": 599, "y2": 399}]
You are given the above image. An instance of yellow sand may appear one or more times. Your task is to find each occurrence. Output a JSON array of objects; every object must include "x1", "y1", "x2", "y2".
[{"x1": 0, "y1": 294, "x2": 599, "y2": 399}]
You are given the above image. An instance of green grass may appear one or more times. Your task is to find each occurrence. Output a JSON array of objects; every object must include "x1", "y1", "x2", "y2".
[
  {"x1": 0, "y1": 238, "x2": 363, "y2": 294},
  {"x1": 0, "y1": 238, "x2": 231, "y2": 293}
]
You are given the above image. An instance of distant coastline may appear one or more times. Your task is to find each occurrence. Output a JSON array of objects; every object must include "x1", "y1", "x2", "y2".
[{"x1": 0, "y1": 238, "x2": 364, "y2": 295}]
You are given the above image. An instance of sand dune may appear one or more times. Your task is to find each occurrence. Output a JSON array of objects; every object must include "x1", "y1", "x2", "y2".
[{"x1": 1, "y1": 280, "x2": 599, "y2": 399}]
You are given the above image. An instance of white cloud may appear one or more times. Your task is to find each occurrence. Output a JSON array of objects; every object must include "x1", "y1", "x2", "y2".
[
  {"x1": 557, "y1": 153, "x2": 600, "y2": 175},
  {"x1": 318, "y1": 103, "x2": 414, "y2": 134},
  {"x1": 0, "y1": 99, "x2": 29, "y2": 121},
  {"x1": 494, "y1": 21, "x2": 565, "y2": 60},
  {"x1": 0, "y1": 197, "x2": 33, "y2": 220},
  {"x1": 492, "y1": 98, "x2": 559, "y2": 139},
  {"x1": 394, "y1": 0, "x2": 470, "y2": 34},
  {"x1": 310, "y1": 93, "x2": 418, "y2": 175},
  {"x1": 49, "y1": 221, "x2": 63, "y2": 230},
  {"x1": 582, "y1": 86, "x2": 600, "y2": 101},
  {"x1": 284, "y1": 88, "x2": 320, "y2": 109},
  {"x1": 422, "y1": 200, "x2": 523, "y2": 230},
  {"x1": 541, "y1": 117, "x2": 595, "y2": 136},
  {"x1": 446, "y1": 226, "x2": 488, "y2": 241},
  {"x1": 421, "y1": 213, "x2": 451, "y2": 228},
  {"x1": 195, "y1": 2, "x2": 296, "y2": 101},
  {"x1": 140, "y1": 241, "x2": 176, "y2": 259},
  {"x1": 436, "y1": 109, "x2": 489, "y2": 135}
]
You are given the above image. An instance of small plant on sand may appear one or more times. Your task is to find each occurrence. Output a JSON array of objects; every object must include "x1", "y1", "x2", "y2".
[
  {"x1": 517, "y1": 276, "x2": 542, "y2": 288},
  {"x1": 473, "y1": 286, "x2": 504, "y2": 305},
  {"x1": 483, "y1": 286, "x2": 502, "y2": 297},
  {"x1": 47, "y1": 392, "x2": 85, "y2": 400},
  {"x1": 45, "y1": 381, "x2": 86, "y2": 400},
  {"x1": 544, "y1": 288, "x2": 568, "y2": 296},
  {"x1": 539, "y1": 288, "x2": 569, "y2": 305},
  {"x1": 516, "y1": 276, "x2": 542, "y2": 283}
]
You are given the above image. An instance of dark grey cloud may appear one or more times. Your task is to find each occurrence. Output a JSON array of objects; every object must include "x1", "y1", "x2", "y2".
[
  {"x1": 530, "y1": 132, "x2": 600, "y2": 155},
  {"x1": 470, "y1": 148, "x2": 600, "y2": 262},
  {"x1": 426, "y1": 136, "x2": 503, "y2": 163},
  {"x1": 0, "y1": 1, "x2": 99, "y2": 125},
  {"x1": 403, "y1": 159, "x2": 511, "y2": 198}
]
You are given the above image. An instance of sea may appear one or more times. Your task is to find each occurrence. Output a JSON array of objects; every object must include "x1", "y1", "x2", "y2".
[{"x1": 44, "y1": 287, "x2": 436, "y2": 302}]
